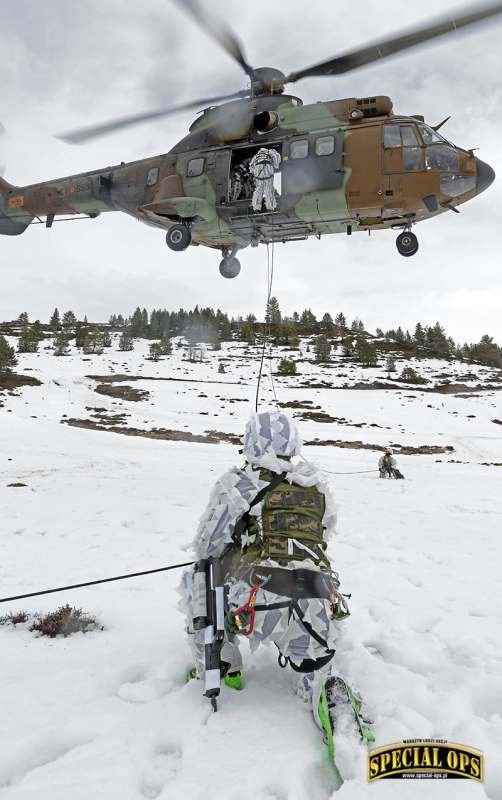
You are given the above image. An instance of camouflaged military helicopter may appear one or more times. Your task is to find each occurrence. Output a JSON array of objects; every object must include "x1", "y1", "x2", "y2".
[{"x1": 0, "y1": 1, "x2": 500, "y2": 278}]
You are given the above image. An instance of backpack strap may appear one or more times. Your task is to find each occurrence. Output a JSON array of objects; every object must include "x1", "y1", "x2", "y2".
[{"x1": 232, "y1": 471, "x2": 288, "y2": 546}]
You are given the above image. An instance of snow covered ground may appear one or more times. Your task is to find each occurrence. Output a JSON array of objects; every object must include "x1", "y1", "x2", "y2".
[{"x1": 1, "y1": 337, "x2": 501, "y2": 800}]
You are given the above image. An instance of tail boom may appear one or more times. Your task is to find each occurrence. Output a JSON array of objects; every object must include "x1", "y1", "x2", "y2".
[{"x1": 0, "y1": 177, "x2": 33, "y2": 235}]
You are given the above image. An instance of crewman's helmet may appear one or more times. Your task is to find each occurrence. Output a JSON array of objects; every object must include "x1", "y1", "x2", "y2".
[{"x1": 243, "y1": 411, "x2": 301, "y2": 464}]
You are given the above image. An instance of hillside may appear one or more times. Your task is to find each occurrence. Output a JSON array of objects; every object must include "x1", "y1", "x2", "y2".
[{"x1": 1, "y1": 331, "x2": 502, "y2": 800}]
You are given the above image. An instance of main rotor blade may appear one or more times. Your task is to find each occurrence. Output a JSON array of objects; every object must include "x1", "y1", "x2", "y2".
[
  {"x1": 172, "y1": 0, "x2": 254, "y2": 79},
  {"x1": 286, "y1": 1, "x2": 502, "y2": 82},
  {"x1": 55, "y1": 90, "x2": 249, "y2": 144}
]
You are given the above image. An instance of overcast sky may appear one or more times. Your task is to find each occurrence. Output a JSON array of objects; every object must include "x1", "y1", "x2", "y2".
[{"x1": 1, "y1": 0, "x2": 501, "y2": 342}]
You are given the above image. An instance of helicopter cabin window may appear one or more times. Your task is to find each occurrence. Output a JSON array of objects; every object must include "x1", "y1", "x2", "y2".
[
  {"x1": 146, "y1": 167, "x2": 159, "y2": 187},
  {"x1": 187, "y1": 157, "x2": 205, "y2": 177},
  {"x1": 315, "y1": 135, "x2": 335, "y2": 156},
  {"x1": 400, "y1": 126, "x2": 422, "y2": 171},
  {"x1": 384, "y1": 125, "x2": 401, "y2": 148},
  {"x1": 290, "y1": 139, "x2": 309, "y2": 159}
]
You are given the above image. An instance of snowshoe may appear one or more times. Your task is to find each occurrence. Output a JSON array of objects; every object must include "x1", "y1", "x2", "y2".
[{"x1": 318, "y1": 676, "x2": 375, "y2": 782}]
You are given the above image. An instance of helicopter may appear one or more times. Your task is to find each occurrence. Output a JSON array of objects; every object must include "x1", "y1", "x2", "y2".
[{"x1": 0, "y1": 1, "x2": 499, "y2": 279}]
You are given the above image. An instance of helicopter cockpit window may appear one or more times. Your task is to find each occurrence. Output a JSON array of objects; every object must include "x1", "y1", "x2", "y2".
[
  {"x1": 384, "y1": 125, "x2": 401, "y2": 148},
  {"x1": 290, "y1": 139, "x2": 309, "y2": 159},
  {"x1": 426, "y1": 145, "x2": 459, "y2": 172},
  {"x1": 187, "y1": 157, "x2": 205, "y2": 177},
  {"x1": 146, "y1": 167, "x2": 159, "y2": 187},
  {"x1": 418, "y1": 124, "x2": 448, "y2": 146},
  {"x1": 440, "y1": 175, "x2": 476, "y2": 197},
  {"x1": 315, "y1": 135, "x2": 335, "y2": 156}
]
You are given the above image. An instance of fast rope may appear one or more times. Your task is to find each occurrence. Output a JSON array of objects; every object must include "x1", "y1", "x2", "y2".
[
  {"x1": 0, "y1": 560, "x2": 195, "y2": 605},
  {"x1": 267, "y1": 239, "x2": 279, "y2": 410},
  {"x1": 255, "y1": 241, "x2": 276, "y2": 411}
]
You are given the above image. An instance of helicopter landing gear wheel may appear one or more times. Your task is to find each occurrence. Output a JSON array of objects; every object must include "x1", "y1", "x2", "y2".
[
  {"x1": 166, "y1": 224, "x2": 191, "y2": 252},
  {"x1": 396, "y1": 230, "x2": 419, "y2": 257},
  {"x1": 219, "y1": 256, "x2": 241, "y2": 279}
]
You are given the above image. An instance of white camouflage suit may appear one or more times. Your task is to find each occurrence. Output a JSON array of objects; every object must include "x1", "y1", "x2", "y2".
[
  {"x1": 179, "y1": 411, "x2": 343, "y2": 729},
  {"x1": 249, "y1": 148, "x2": 282, "y2": 212}
]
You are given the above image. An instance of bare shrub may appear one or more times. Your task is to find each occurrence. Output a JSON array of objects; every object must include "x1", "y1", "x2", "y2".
[{"x1": 30, "y1": 605, "x2": 100, "y2": 638}]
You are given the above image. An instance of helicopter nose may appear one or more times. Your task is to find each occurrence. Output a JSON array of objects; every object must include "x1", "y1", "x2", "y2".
[{"x1": 476, "y1": 158, "x2": 495, "y2": 195}]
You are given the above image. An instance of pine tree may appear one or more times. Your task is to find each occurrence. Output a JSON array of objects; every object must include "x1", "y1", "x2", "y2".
[
  {"x1": 208, "y1": 325, "x2": 221, "y2": 351},
  {"x1": 62, "y1": 310, "x2": 77, "y2": 331},
  {"x1": 278, "y1": 358, "x2": 297, "y2": 375},
  {"x1": 375, "y1": 328, "x2": 384, "y2": 338},
  {"x1": 53, "y1": 331, "x2": 70, "y2": 356},
  {"x1": 300, "y1": 309, "x2": 317, "y2": 330},
  {"x1": 400, "y1": 366, "x2": 428, "y2": 385},
  {"x1": 118, "y1": 330, "x2": 134, "y2": 351},
  {"x1": 159, "y1": 333, "x2": 172, "y2": 356},
  {"x1": 334, "y1": 312, "x2": 346, "y2": 334},
  {"x1": 83, "y1": 330, "x2": 104, "y2": 355},
  {"x1": 0, "y1": 335, "x2": 18, "y2": 373},
  {"x1": 31, "y1": 320, "x2": 43, "y2": 341},
  {"x1": 354, "y1": 336, "x2": 377, "y2": 367},
  {"x1": 242, "y1": 322, "x2": 256, "y2": 345},
  {"x1": 414, "y1": 323, "x2": 426, "y2": 348},
  {"x1": 149, "y1": 342, "x2": 162, "y2": 361},
  {"x1": 265, "y1": 296, "x2": 282, "y2": 325},
  {"x1": 314, "y1": 334, "x2": 331, "y2": 363},
  {"x1": 50, "y1": 308, "x2": 61, "y2": 331},
  {"x1": 18, "y1": 325, "x2": 39, "y2": 353},
  {"x1": 385, "y1": 355, "x2": 396, "y2": 373},
  {"x1": 130, "y1": 307, "x2": 145, "y2": 337},
  {"x1": 321, "y1": 313, "x2": 335, "y2": 335},
  {"x1": 102, "y1": 330, "x2": 112, "y2": 348},
  {"x1": 18, "y1": 312, "x2": 29, "y2": 324},
  {"x1": 75, "y1": 322, "x2": 88, "y2": 349},
  {"x1": 468, "y1": 335, "x2": 502, "y2": 368},
  {"x1": 394, "y1": 327, "x2": 405, "y2": 344}
]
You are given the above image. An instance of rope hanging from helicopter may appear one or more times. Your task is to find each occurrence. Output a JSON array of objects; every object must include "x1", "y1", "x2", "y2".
[{"x1": 255, "y1": 235, "x2": 279, "y2": 413}]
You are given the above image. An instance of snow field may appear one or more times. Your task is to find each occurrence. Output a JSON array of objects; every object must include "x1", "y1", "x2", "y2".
[{"x1": 1, "y1": 337, "x2": 501, "y2": 799}]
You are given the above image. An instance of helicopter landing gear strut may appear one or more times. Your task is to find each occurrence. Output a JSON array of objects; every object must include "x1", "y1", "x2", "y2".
[
  {"x1": 219, "y1": 246, "x2": 241, "y2": 279},
  {"x1": 395, "y1": 226, "x2": 419, "y2": 257},
  {"x1": 166, "y1": 223, "x2": 192, "y2": 252}
]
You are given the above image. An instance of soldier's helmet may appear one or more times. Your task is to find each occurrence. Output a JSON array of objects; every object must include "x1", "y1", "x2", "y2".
[{"x1": 242, "y1": 411, "x2": 301, "y2": 464}]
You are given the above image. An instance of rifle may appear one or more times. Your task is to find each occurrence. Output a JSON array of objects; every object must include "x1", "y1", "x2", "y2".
[{"x1": 192, "y1": 558, "x2": 226, "y2": 711}]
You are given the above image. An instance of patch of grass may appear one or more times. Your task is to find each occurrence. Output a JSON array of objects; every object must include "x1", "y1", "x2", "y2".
[{"x1": 30, "y1": 605, "x2": 100, "y2": 638}]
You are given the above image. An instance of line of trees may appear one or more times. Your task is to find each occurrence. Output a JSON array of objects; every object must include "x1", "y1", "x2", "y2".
[{"x1": 2, "y1": 302, "x2": 501, "y2": 373}]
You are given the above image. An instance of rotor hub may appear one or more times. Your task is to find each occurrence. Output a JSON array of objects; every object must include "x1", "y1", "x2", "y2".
[{"x1": 251, "y1": 67, "x2": 286, "y2": 96}]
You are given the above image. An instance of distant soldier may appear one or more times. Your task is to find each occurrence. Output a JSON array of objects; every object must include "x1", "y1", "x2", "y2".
[
  {"x1": 249, "y1": 147, "x2": 281, "y2": 212},
  {"x1": 379, "y1": 449, "x2": 404, "y2": 479}
]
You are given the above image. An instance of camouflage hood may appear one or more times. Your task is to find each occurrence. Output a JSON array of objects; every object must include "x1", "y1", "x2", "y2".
[{"x1": 242, "y1": 411, "x2": 301, "y2": 473}]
